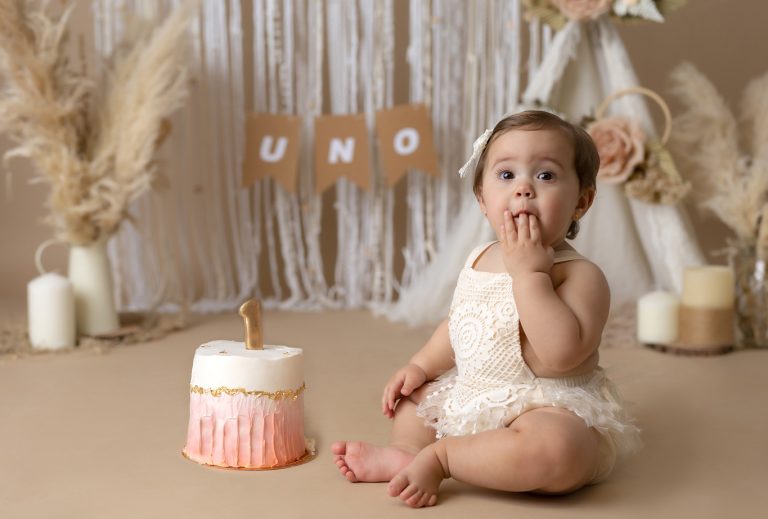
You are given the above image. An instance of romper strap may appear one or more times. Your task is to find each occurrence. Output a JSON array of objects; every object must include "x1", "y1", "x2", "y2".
[
  {"x1": 553, "y1": 249, "x2": 586, "y2": 264},
  {"x1": 464, "y1": 241, "x2": 497, "y2": 268}
]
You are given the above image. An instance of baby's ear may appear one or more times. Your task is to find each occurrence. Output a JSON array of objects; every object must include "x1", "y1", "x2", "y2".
[
  {"x1": 577, "y1": 187, "x2": 596, "y2": 214},
  {"x1": 476, "y1": 189, "x2": 486, "y2": 212}
]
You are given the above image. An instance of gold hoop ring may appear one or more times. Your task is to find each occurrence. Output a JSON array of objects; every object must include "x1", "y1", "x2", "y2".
[{"x1": 596, "y1": 86, "x2": 672, "y2": 146}]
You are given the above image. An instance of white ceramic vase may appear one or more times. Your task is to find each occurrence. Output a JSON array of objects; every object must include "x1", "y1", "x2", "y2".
[{"x1": 68, "y1": 238, "x2": 119, "y2": 336}]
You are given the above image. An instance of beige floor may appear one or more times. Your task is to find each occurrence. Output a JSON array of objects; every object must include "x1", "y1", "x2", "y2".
[{"x1": 1, "y1": 304, "x2": 766, "y2": 518}]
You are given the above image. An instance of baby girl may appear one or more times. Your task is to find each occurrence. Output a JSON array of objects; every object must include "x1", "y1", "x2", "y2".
[{"x1": 333, "y1": 110, "x2": 640, "y2": 507}]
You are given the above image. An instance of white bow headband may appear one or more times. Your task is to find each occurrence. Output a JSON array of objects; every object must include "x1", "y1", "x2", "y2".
[{"x1": 457, "y1": 128, "x2": 493, "y2": 179}]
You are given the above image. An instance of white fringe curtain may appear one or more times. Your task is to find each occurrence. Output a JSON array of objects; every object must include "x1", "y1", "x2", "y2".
[
  {"x1": 98, "y1": 0, "x2": 400, "y2": 312},
  {"x1": 94, "y1": 0, "x2": 330, "y2": 312},
  {"x1": 326, "y1": 0, "x2": 396, "y2": 308},
  {"x1": 95, "y1": 0, "x2": 550, "y2": 313}
]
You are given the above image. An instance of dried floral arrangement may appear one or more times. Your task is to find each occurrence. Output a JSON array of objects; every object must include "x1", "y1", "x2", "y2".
[
  {"x1": 668, "y1": 62, "x2": 768, "y2": 347},
  {"x1": 0, "y1": 0, "x2": 194, "y2": 246},
  {"x1": 583, "y1": 87, "x2": 689, "y2": 205},
  {"x1": 523, "y1": 0, "x2": 687, "y2": 29},
  {"x1": 668, "y1": 62, "x2": 768, "y2": 260}
]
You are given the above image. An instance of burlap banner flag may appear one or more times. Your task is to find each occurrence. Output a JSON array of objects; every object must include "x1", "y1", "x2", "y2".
[
  {"x1": 314, "y1": 114, "x2": 370, "y2": 193},
  {"x1": 243, "y1": 113, "x2": 302, "y2": 193},
  {"x1": 375, "y1": 104, "x2": 439, "y2": 186}
]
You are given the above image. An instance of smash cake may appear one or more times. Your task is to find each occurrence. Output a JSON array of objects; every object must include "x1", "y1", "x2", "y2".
[{"x1": 182, "y1": 299, "x2": 313, "y2": 469}]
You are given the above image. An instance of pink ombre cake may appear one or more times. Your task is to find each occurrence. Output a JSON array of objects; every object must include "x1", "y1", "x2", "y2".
[{"x1": 182, "y1": 340, "x2": 308, "y2": 469}]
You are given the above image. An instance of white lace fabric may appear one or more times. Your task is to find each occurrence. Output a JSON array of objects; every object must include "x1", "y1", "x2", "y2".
[{"x1": 416, "y1": 242, "x2": 641, "y2": 479}]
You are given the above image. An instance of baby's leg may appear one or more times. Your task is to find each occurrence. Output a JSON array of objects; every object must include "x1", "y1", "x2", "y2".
[
  {"x1": 388, "y1": 407, "x2": 601, "y2": 507},
  {"x1": 388, "y1": 386, "x2": 438, "y2": 453},
  {"x1": 333, "y1": 384, "x2": 436, "y2": 484}
]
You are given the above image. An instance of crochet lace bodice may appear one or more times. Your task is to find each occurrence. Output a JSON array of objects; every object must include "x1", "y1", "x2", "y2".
[{"x1": 445, "y1": 242, "x2": 583, "y2": 413}]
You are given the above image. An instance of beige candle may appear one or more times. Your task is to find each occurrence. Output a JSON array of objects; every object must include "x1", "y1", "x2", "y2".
[
  {"x1": 678, "y1": 265, "x2": 735, "y2": 352},
  {"x1": 681, "y1": 266, "x2": 735, "y2": 309}
]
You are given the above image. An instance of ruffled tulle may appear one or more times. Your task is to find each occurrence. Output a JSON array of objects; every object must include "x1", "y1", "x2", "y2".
[{"x1": 416, "y1": 367, "x2": 642, "y2": 472}]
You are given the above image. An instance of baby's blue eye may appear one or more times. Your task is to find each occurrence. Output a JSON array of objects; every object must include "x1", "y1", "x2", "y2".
[
  {"x1": 499, "y1": 170, "x2": 514, "y2": 180},
  {"x1": 537, "y1": 171, "x2": 554, "y2": 181}
]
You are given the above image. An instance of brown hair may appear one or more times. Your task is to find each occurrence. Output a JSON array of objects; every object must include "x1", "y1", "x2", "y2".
[{"x1": 472, "y1": 110, "x2": 600, "y2": 239}]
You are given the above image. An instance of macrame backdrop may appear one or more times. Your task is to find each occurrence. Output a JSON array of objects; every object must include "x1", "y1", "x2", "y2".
[{"x1": 89, "y1": 1, "x2": 704, "y2": 321}]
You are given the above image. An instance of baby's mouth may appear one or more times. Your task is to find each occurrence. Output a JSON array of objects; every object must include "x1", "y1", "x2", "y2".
[{"x1": 512, "y1": 210, "x2": 532, "y2": 221}]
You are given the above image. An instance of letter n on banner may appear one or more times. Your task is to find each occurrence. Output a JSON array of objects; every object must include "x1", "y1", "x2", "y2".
[
  {"x1": 242, "y1": 113, "x2": 301, "y2": 193},
  {"x1": 314, "y1": 114, "x2": 370, "y2": 193},
  {"x1": 374, "y1": 104, "x2": 439, "y2": 186}
]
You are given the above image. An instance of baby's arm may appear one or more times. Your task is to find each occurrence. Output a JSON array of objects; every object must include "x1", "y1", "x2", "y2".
[
  {"x1": 381, "y1": 319, "x2": 455, "y2": 418},
  {"x1": 514, "y1": 260, "x2": 609, "y2": 372},
  {"x1": 499, "y1": 212, "x2": 609, "y2": 372}
]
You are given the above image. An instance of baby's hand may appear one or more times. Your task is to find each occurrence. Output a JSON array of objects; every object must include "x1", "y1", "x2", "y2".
[
  {"x1": 381, "y1": 363, "x2": 427, "y2": 419},
  {"x1": 498, "y1": 211, "x2": 554, "y2": 277}
]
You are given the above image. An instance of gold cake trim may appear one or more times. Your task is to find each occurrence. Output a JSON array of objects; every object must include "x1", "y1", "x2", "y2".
[{"x1": 190, "y1": 382, "x2": 306, "y2": 400}]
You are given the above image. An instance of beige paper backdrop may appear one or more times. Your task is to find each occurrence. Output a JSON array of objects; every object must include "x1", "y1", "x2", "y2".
[{"x1": 1, "y1": 0, "x2": 764, "y2": 303}]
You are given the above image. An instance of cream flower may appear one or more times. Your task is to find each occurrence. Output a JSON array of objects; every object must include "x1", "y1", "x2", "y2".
[
  {"x1": 550, "y1": 0, "x2": 613, "y2": 21},
  {"x1": 588, "y1": 117, "x2": 647, "y2": 184}
]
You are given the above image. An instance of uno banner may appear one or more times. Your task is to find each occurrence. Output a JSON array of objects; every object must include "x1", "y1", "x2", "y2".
[{"x1": 242, "y1": 104, "x2": 439, "y2": 193}]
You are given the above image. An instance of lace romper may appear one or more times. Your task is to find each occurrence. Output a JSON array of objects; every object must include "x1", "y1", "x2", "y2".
[{"x1": 416, "y1": 242, "x2": 641, "y2": 482}]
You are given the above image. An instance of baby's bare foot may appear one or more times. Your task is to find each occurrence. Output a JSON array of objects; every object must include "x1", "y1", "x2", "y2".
[
  {"x1": 331, "y1": 441, "x2": 415, "y2": 483},
  {"x1": 387, "y1": 445, "x2": 445, "y2": 508}
]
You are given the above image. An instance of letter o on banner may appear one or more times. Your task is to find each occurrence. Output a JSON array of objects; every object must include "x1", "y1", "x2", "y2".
[
  {"x1": 393, "y1": 128, "x2": 419, "y2": 156},
  {"x1": 375, "y1": 104, "x2": 439, "y2": 186}
]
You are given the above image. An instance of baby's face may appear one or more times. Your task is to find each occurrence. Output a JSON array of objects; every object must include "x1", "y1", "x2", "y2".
[{"x1": 477, "y1": 128, "x2": 589, "y2": 247}]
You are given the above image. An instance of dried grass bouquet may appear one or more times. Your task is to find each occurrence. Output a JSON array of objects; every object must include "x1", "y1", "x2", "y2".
[
  {"x1": 0, "y1": 0, "x2": 195, "y2": 246},
  {"x1": 668, "y1": 62, "x2": 768, "y2": 260}
]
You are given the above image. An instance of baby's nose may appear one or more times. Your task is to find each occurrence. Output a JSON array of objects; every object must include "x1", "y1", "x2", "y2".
[{"x1": 515, "y1": 185, "x2": 534, "y2": 198}]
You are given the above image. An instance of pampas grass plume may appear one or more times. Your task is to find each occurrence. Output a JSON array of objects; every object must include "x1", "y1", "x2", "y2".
[
  {"x1": 0, "y1": 0, "x2": 195, "y2": 245},
  {"x1": 668, "y1": 62, "x2": 768, "y2": 247}
]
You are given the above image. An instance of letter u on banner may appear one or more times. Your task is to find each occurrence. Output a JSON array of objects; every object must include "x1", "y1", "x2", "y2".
[
  {"x1": 374, "y1": 104, "x2": 439, "y2": 186},
  {"x1": 243, "y1": 113, "x2": 302, "y2": 193},
  {"x1": 314, "y1": 114, "x2": 370, "y2": 193}
]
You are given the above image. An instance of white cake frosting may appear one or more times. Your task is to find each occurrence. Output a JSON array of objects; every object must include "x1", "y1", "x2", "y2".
[{"x1": 190, "y1": 340, "x2": 304, "y2": 392}]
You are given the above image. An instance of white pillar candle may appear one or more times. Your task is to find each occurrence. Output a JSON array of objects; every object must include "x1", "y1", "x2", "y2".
[
  {"x1": 27, "y1": 272, "x2": 76, "y2": 350},
  {"x1": 637, "y1": 290, "x2": 680, "y2": 345},
  {"x1": 681, "y1": 266, "x2": 735, "y2": 309}
]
